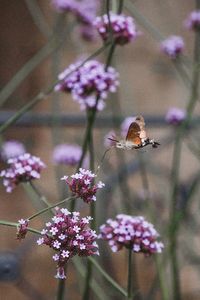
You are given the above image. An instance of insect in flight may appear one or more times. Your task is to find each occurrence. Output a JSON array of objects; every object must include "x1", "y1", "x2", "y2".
[{"x1": 108, "y1": 115, "x2": 160, "y2": 150}]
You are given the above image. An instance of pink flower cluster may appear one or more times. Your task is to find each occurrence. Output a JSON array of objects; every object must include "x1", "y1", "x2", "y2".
[
  {"x1": 37, "y1": 208, "x2": 99, "y2": 279},
  {"x1": 0, "y1": 140, "x2": 26, "y2": 161},
  {"x1": 0, "y1": 153, "x2": 46, "y2": 192},
  {"x1": 160, "y1": 35, "x2": 184, "y2": 59},
  {"x1": 165, "y1": 107, "x2": 186, "y2": 125},
  {"x1": 53, "y1": 143, "x2": 88, "y2": 167},
  {"x1": 185, "y1": 10, "x2": 200, "y2": 31},
  {"x1": 61, "y1": 168, "x2": 105, "y2": 204},
  {"x1": 17, "y1": 219, "x2": 29, "y2": 240},
  {"x1": 99, "y1": 214, "x2": 164, "y2": 255},
  {"x1": 94, "y1": 12, "x2": 139, "y2": 45},
  {"x1": 55, "y1": 59, "x2": 119, "y2": 111}
]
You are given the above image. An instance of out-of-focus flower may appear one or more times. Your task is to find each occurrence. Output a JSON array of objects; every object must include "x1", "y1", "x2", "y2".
[
  {"x1": 17, "y1": 219, "x2": 29, "y2": 240},
  {"x1": 55, "y1": 59, "x2": 119, "y2": 111},
  {"x1": 78, "y1": 25, "x2": 97, "y2": 42},
  {"x1": 52, "y1": 0, "x2": 99, "y2": 41},
  {"x1": 165, "y1": 107, "x2": 186, "y2": 125},
  {"x1": 160, "y1": 35, "x2": 184, "y2": 59},
  {"x1": 104, "y1": 130, "x2": 117, "y2": 148},
  {"x1": 184, "y1": 10, "x2": 200, "y2": 31},
  {"x1": 37, "y1": 207, "x2": 99, "y2": 279},
  {"x1": 121, "y1": 116, "x2": 135, "y2": 138},
  {"x1": 52, "y1": 0, "x2": 99, "y2": 25},
  {"x1": 61, "y1": 168, "x2": 105, "y2": 204},
  {"x1": 94, "y1": 12, "x2": 139, "y2": 45},
  {"x1": 0, "y1": 140, "x2": 26, "y2": 161},
  {"x1": 99, "y1": 214, "x2": 164, "y2": 255},
  {"x1": 0, "y1": 153, "x2": 46, "y2": 193},
  {"x1": 52, "y1": 144, "x2": 88, "y2": 167}
]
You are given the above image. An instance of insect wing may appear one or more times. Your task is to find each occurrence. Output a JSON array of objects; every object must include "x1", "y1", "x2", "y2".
[
  {"x1": 126, "y1": 122, "x2": 142, "y2": 145},
  {"x1": 135, "y1": 115, "x2": 147, "y2": 139}
]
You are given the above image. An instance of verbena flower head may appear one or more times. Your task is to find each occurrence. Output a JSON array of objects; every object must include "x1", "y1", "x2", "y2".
[
  {"x1": 0, "y1": 140, "x2": 26, "y2": 161},
  {"x1": 52, "y1": 0, "x2": 99, "y2": 25},
  {"x1": 99, "y1": 214, "x2": 164, "y2": 255},
  {"x1": 55, "y1": 59, "x2": 119, "y2": 111},
  {"x1": 37, "y1": 208, "x2": 99, "y2": 279},
  {"x1": 53, "y1": 144, "x2": 88, "y2": 167},
  {"x1": 160, "y1": 35, "x2": 184, "y2": 59},
  {"x1": 61, "y1": 168, "x2": 105, "y2": 203},
  {"x1": 0, "y1": 153, "x2": 46, "y2": 193},
  {"x1": 184, "y1": 10, "x2": 200, "y2": 31},
  {"x1": 17, "y1": 219, "x2": 29, "y2": 240},
  {"x1": 121, "y1": 116, "x2": 135, "y2": 138},
  {"x1": 94, "y1": 12, "x2": 139, "y2": 45},
  {"x1": 165, "y1": 107, "x2": 186, "y2": 125}
]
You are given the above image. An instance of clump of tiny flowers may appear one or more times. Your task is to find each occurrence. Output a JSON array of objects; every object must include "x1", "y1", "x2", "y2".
[
  {"x1": 16, "y1": 219, "x2": 29, "y2": 240},
  {"x1": 0, "y1": 140, "x2": 26, "y2": 161},
  {"x1": 61, "y1": 168, "x2": 105, "y2": 204},
  {"x1": 99, "y1": 214, "x2": 164, "y2": 255},
  {"x1": 53, "y1": 143, "x2": 88, "y2": 167},
  {"x1": 184, "y1": 10, "x2": 200, "y2": 31},
  {"x1": 37, "y1": 207, "x2": 99, "y2": 279},
  {"x1": 94, "y1": 12, "x2": 139, "y2": 45},
  {"x1": 0, "y1": 153, "x2": 46, "y2": 192},
  {"x1": 160, "y1": 35, "x2": 184, "y2": 59},
  {"x1": 165, "y1": 107, "x2": 186, "y2": 125},
  {"x1": 55, "y1": 59, "x2": 119, "y2": 111}
]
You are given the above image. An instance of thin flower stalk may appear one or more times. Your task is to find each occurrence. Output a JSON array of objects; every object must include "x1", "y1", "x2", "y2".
[{"x1": 169, "y1": 3, "x2": 200, "y2": 298}]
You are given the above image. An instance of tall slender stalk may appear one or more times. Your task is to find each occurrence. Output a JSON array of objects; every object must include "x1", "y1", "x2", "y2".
[
  {"x1": 169, "y1": 2, "x2": 200, "y2": 298},
  {"x1": 82, "y1": 109, "x2": 96, "y2": 300},
  {"x1": 127, "y1": 248, "x2": 133, "y2": 300}
]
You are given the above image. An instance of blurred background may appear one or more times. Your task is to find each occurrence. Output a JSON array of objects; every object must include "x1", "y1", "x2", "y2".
[{"x1": 0, "y1": 0, "x2": 200, "y2": 299}]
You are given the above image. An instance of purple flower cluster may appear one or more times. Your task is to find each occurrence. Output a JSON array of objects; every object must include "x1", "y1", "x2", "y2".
[
  {"x1": 53, "y1": 143, "x2": 88, "y2": 167},
  {"x1": 55, "y1": 59, "x2": 119, "y2": 111},
  {"x1": 37, "y1": 208, "x2": 99, "y2": 279},
  {"x1": 94, "y1": 12, "x2": 139, "y2": 45},
  {"x1": 0, "y1": 140, "x2": 26, "y2": 161},
  {"x1": 185, "y1": 10, "x2": 200, "y2": 31},
  {"x1": 99, "y1": 214, "x2": 164, "y2": 255},
  {"x1": 61, "y1": 168, "x2": 105, "y2": 204},
  {"x1": 17, "y1": 219, "x2": 29, "y2": 240},
  {"x1": 165, "y1": 107, "x2": 186, "y2": 125},
  {"x1": 0, "y1": 153, "x2": 46, "y2": 192},
  {"x1": 160, "y1": 35, "x2": 184, "y2": 59}
]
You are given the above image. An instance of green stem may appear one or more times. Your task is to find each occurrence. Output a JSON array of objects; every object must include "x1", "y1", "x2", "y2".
[
  {"x1": 0, "y1": 220, "x2": 41, "y2": 235},
  {"x1": 89, "y1": 257, "x2": 127, "y2": 297},
  {"x1": 28, "y1": 196, "x2": 76, "y2": 221},
  {"x1": 127, "y1": 249, "x2": 132, "y2": 299},
  {"x1": 29, "y1": 181, "x2": 51, "y2": 207},
  {"x1": 169, "y1": 4, "x2": 200, "y2": 299},
  {"x1": 24, "y1": 0, "x2": 51, "y2": 38},
  {"x1": 73, "y1": 258, "x2": 109, "y2": 300},
  {"x1": 56, "y1": 276, "x2": 66, "y2": 300},
  {"x1": 82, "y1": 110, "x2": 96, "y2": 300}
]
